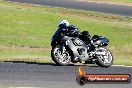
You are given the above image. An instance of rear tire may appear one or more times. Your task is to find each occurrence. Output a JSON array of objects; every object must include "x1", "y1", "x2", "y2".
[
  {"x1": 96, "y1": 47, "x2": 113, "y2": 68},
  {"x1": 51, "y1": 45, "x2": 71, "y2": 66}
]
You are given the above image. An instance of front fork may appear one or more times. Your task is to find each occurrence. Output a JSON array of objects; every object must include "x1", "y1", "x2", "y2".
[
  {"x1": 59, "y1": 40, "x2": 66, "y2": 55},
  {"x1": 60, "y1": 37, "x2": 70, "y2": 55},
  {"x1": 60, "y1": 45, "x2": 65, "y2": 55}
]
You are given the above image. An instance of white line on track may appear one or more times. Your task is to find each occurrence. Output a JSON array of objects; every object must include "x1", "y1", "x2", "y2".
[{"x1": 112, "y1": 65, "x2": 132, "y2": 67}]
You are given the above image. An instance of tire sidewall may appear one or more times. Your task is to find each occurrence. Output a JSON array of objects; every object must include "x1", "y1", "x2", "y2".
[
  {"x1": 96, "y1": 47, "x2": 113, "y2": 68},
  {"x1": 51, "y1": 45, "x2": 71, "y2": 66}
]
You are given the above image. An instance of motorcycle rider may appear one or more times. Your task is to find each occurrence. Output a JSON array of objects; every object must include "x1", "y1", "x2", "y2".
[
  {"x1": 51, "y1": 20, "x2": 113, "y2": 67},
  {"x1": 58, "y1": 20, "x2": 79, "y2": 37},
  {"x1": 58, "y1": 20, "x2": 91, "y2": 45}
]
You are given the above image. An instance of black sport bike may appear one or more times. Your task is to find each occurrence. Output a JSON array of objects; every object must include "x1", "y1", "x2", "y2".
[{"x1": 51, "y1": 28, "x2": 113, "y2": 68}]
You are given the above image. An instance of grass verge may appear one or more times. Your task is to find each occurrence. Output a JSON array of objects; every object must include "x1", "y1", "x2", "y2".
[{"x1": 0, "y1": 0, "x2": 132, "y2": 65}]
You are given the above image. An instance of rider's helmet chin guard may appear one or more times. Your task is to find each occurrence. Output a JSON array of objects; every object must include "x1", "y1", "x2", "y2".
[{"x1": 58, "y1": 20, "x2": 70, "y2": 29}]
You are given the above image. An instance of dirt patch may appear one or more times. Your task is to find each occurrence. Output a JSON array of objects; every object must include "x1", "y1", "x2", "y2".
[
  {"x1": 109, "y1": 46, "x2": 132, "y2": 55},
  {"x1": 78, "y1": 0, "x2": 132, "y2": 6},
  {"x1": 0, "y1": 45, "x2": 51, "y2": 51},
  {"x1": 58, "y1": 8, "x2": 132, "y2": 24},
  {"x1": 0, "y1": 56, "x2": 52, "y2": 63}
]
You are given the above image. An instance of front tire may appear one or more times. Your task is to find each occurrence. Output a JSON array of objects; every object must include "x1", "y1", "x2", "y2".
[
  {"x1": 96, "y1": 47, "x2": 113, "y2": 68},
  {"x1": 51, "y1": 45, "x2": 71, "y2": 66}
]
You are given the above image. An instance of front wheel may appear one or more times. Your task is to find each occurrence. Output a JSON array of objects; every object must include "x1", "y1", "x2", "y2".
[
  {"x1": 96, "y1": 47, "x2": 113, "y2": 68},
  {"x1": 51, "y1": 45, "x2": 71, "y2": 66}
]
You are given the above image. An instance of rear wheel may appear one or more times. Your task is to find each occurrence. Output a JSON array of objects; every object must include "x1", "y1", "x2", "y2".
[
  {"x1": 96, "y1": 47, "x2": 113, "y2": 68},
  {"x1": 51, "y1": 45, "x2": 71, "y2": 66}
]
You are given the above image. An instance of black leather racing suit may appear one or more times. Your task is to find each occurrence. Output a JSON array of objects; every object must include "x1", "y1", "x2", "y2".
[{"x1": 67, "y1": 25, "x2": 91, "y2": 45}]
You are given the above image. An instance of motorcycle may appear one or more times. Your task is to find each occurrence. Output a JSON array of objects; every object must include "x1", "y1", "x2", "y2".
[{"x1": 51, "y1": 28, "x2": 113, "y2": 68}]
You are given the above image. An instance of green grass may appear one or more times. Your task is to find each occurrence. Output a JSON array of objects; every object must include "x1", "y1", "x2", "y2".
[
  {"x1": 0, "y1": 1, "x2": 132, "y2": 65},
  {"x1": 82, "y1": 0, "x2": 132, "y2": 3}
]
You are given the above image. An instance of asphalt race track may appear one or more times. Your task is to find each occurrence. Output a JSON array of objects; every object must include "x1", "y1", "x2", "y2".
[
  {"x1": 7, "y1": 0, "x2": 132, "y2": 16},
  {"x1": 2, "y1": 0, "x2": 132, "y2": 87},
  {"x1": 0, "y1": 62, "x2": 131, "y2": 88}
]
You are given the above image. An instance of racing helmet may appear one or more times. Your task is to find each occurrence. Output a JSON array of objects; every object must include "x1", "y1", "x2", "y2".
[{"x1": 58, "y1": 20, "x2": 70, "y2": 29}]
